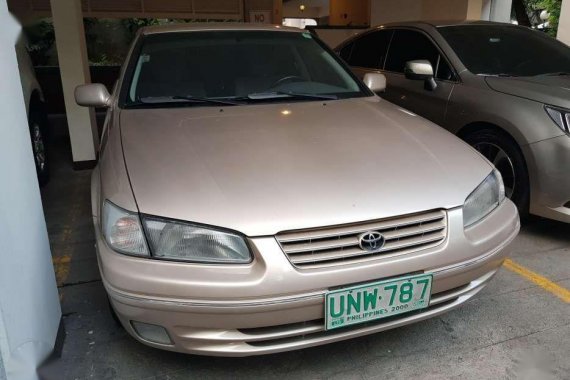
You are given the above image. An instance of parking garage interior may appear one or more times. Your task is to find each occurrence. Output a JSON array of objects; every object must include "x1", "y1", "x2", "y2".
[{"x1": 0, "y1": 0, "x2": 569, "y2": 379}]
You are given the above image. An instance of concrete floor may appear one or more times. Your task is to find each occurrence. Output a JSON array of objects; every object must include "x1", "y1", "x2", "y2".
[{"x1": 41, "y1": 120, "x2": 570, "y2": 380}]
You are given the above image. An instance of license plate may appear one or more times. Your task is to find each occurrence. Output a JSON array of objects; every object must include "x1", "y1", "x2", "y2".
[{"x1": 325, "y1": 274, "x2": 433, "y2": 330}]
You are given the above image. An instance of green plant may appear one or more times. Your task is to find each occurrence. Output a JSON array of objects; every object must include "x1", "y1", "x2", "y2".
[
  {"x1": 23, "y1": 20, "x2": 55, "y2": 66},
  {"x1": 524, "y1": 0, "x2": 562, "y2": 36},
  {"x1": 540, "y1": 0, "x2": 562, "y2": 36},
  {"x1": 84, "y1": 18, "x2": 107, "y2": 65},
  {"x1": 122, "y1": 18, "x2": 161, "y2": 40}
]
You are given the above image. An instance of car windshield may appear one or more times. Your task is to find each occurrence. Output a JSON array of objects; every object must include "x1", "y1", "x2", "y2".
[
  {"x1": 122, "y1": 30, "x2": 367, "y2": 108},
  {"x1": 438, "y1": 25, "x2": 570, "y2": 77}
]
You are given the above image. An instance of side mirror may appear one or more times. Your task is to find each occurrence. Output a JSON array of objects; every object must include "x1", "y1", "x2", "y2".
[
  {"x1": 75, "y1": 84, "x2": 111, "y2": 108},
  {"x1": 404, "y1": 60, "x2": 437, "y2": 91},
  {"x1": 363, "y1": 73, "x2": 386, "y2": 93}
]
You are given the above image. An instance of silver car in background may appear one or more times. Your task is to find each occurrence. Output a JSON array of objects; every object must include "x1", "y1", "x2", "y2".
[
  {"x1": 16, "y1": 36, "x2": 50, "y2": 185},
  {"x1": 336, "y1": 21, "x2": 570, "y2": 223}
]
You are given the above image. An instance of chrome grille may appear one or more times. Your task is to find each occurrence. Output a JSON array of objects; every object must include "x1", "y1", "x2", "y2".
[{"x1": 276, "y1": 210, "x2": 447, "y2": 268}]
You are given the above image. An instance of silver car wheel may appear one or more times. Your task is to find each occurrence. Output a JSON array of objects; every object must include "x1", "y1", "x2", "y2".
[
  {"x1": 31, "y1": 122, "x2": 46, "y2": 172},
  {"x1": 474, "y1": 142, "x2": 516, "y2": 198}
]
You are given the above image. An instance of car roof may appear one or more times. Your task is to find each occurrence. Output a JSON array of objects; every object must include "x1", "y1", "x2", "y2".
[
  {"x1": 376, "y1": 20, "x2": 517, "y2": 29},
  {"x1": 140, "y1": 23, "x2": 302, "y2": 35},
  {"x1": 334, "y1": 20, "x2": 521, "y2": 51}
]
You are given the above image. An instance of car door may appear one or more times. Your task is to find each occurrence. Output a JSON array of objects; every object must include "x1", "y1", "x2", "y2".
[
  {"x1": 338, "y1": 29, "x2": 393, "y2": 82},
  {"x1": 382, "y1": 29, "x2": 457, "y2": 125}
]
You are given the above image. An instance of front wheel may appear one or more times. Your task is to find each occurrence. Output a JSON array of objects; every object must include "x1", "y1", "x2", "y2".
[{"x1": 463, "y1": 129, "x2": 530, "y2": 218}]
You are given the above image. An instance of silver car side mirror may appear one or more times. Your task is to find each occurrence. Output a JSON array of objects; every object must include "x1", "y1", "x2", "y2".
[
  {"x1": 404, "y1": 60, "x2": 437, "y2": 91},
  {"x1": 363, "y1": 73, "x2": 386, "y2": 93},
  {"x1": 75, "y1": 84, "x2": 112, "y2": 108}
]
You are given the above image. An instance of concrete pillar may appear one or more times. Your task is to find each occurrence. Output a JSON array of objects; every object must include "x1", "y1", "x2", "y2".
[
  {"x1": 559, "y1": 0, "x2": 570, "y2": 45},
  {"x1": 466, "y1": 0, "x2": 484, "y2": 20},
  {"x1": 482, "y1": 0, "x2": 512, "y2": 22},
  {"x1": 51, "y1": 0, "x2": 98, "y2": 168},
  {"x1": 0, "y1": 3, "x2": 61, "y2": 380},
  {"x1": 273, "y1": 0, "x2": 283, "y2": 23}
]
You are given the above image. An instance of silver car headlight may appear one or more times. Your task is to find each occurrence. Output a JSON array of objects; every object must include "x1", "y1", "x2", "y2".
[
  {"x1": 102, "y1": 201, "x2": 149, "y2": 256},
  {"x1": 142, "y1": 216, "x2": 252, "y2": 264},
  {"x1": 463, "y1": 170, "x2": 506, "y2": 228},
  {"x1": 545, "y1": 105, "x2": 570, "y2": 133}
]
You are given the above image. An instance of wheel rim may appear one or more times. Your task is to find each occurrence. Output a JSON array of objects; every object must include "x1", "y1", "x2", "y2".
[
  {"x1": 31, "y1": 123, "x2": 46, "y2": 172},
  {"x1": 473, "y1": 142, "x2": 515, "y2": 198}
]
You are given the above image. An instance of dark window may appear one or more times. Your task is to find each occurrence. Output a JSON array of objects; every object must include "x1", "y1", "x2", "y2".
[
  {"x1": 386, "y1": 29, "x2": 454, "y2": 81},
  {"x1": 347, "y1": 30, "x2": 393, "y2": 69},
  {"x1": 439, "y1": 25, "x2": 570, "y2": 76},
  {"x1": 436, "y1": 57, "x2": 454, "y2": 81},
  {"x1": 122, "y1": 31, "x2": 369, "y2": 107},
  {"x1": 339, "y1": 42, "x2": 354, "y2": 61}
]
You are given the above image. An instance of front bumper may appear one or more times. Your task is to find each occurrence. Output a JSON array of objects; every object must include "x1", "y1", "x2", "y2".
[
  {"x1": 96, "y1": 201, "x2": 519, "y2": 356},
  {"x1": 524, "y1": 134, "x2": 570, "y2": 223}
]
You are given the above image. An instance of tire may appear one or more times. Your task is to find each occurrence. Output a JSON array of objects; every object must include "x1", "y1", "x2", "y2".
[
  {"x1": 29, "y1": 104, "x2": 50, "y2": 186},
  {"x1": 463, "y1": 129, "x2": 530, "y2": 218}
]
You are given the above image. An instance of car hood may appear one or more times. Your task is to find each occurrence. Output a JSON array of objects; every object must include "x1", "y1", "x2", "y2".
[
  {"x1": 119, "y1": 98, "x2": 491, "y2": 236},
  {"x1": 485, "y1": 76, "x2": 570, "y2": 109}
]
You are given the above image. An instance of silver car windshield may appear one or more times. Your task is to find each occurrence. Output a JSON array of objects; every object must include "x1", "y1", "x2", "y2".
[
  {"x1": 439, "y1": 25, "x2": 570, "y2": 77},
  {"x1": 123, "y1": 30, "x2": 368, "y2": 107}
]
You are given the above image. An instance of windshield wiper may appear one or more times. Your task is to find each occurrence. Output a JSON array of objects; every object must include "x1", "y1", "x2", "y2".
[
  {"x1": 171, "y1": 95, "x2": 243, "y2": 105},
  {"x1": 535, "y1": 72, "x2": 570, "y2": 77},
  {"x1": 135, "y1": 95, "x2": 242, "y2": 106},
  {"x1": 478, "y1": 73, "x2": 517, "y2": 77},
  {"x1": 246, "y1": 91, "x2": 338, "y2": 100}
]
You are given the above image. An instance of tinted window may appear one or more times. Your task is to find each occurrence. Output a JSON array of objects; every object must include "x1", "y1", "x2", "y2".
[
  {"x1": 386, "y1": 29, "x2": 454, "y2": 81},
  {"x1": 437, "y1": 58, "x2": 454, "y2": 81},
  {"x1": 123, "y1": 31, "x2": 368, "y2": 107},
  {"x1": 348, "y1": 30, "x2": 393, "y2": 69},
  {"x1": 439, "y1": 25, "x2": 570, "y2": 76},
  {"x1": 385, "y1": 30, "x2": 439, "y2": 73},
  {"x1": 339, "y1": 42, "x2": 354, "y2": 61}
]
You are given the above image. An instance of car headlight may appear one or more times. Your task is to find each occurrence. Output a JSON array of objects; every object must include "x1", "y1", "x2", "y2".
[
  {"x1": 142, "y1": 216, "x2": 252, "y2": 264},
  {"x1": 463, "y1": 170, "x2": 506, "y2": 228},
  {"x1": 102, "y1": 201, "x2": 149, "y2": 256},
  {"x1": 102, "y1": 201, "x2": 252, "y2": 263},
  {"x1": 545, "y1": 105, "x2": 570, "y2": 133}
]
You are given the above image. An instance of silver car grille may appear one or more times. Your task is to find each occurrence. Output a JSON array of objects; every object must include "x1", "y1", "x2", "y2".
[{"x1": 276, "y1": 210, "x2": 447, "y2": 269}]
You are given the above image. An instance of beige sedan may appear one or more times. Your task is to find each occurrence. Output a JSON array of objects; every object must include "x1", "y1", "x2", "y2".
[{"x1": 76, "y1": 24, "x2": 519, "y2": 356}]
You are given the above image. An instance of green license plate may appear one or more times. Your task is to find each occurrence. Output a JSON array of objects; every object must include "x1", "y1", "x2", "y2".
[{"x1": 325, "y1": 273, "x2": 433, "y2": 330}]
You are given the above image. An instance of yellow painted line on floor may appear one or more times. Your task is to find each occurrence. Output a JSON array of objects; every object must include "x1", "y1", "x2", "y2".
[
  {"x1": 50, "y1": 185, "x2": 83, "y2": 300},
  {"x1": 52, "y1": 255, "x2": 71, "y2": 287},
  {"x1": 503, "y1": 259, "x2": 570, "y2": 303}
]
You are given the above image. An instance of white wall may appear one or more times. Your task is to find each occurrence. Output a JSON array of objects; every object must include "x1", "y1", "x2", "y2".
[
  {"x1": 0, "y1": 3, "x2": 61, "y2": 380},
  {"x1": 371, "y1": 0, "x2": 422, "y2": 25},
  {"x1": 370, "y1": 0, "x2": 505, "y2": 26},
  {"x1": 0, "y1": 332, "x2": 5, "y2": 380},
  {"x1": 559, "y1": 0, "x2": 570, "y2": 45},
  {"x1": 313, "y1": 28, "x2": 366, "y2": 48}
]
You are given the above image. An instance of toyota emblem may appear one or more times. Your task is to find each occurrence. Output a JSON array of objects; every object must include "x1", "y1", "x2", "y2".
[{"x1": 358, "y1": 231, "x2": 385, "y2": 252}]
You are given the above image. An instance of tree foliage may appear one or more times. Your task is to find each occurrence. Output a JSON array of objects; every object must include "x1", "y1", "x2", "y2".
[
  {"x1": 121, "y1": 18, "x2": 161, "y2": 41},
  {"x1": 23, "y1": 20, "x2": 56, "y2": 66},
  {"x1": 522, "y1": 0, "x2": 562, "y2": 36}
]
